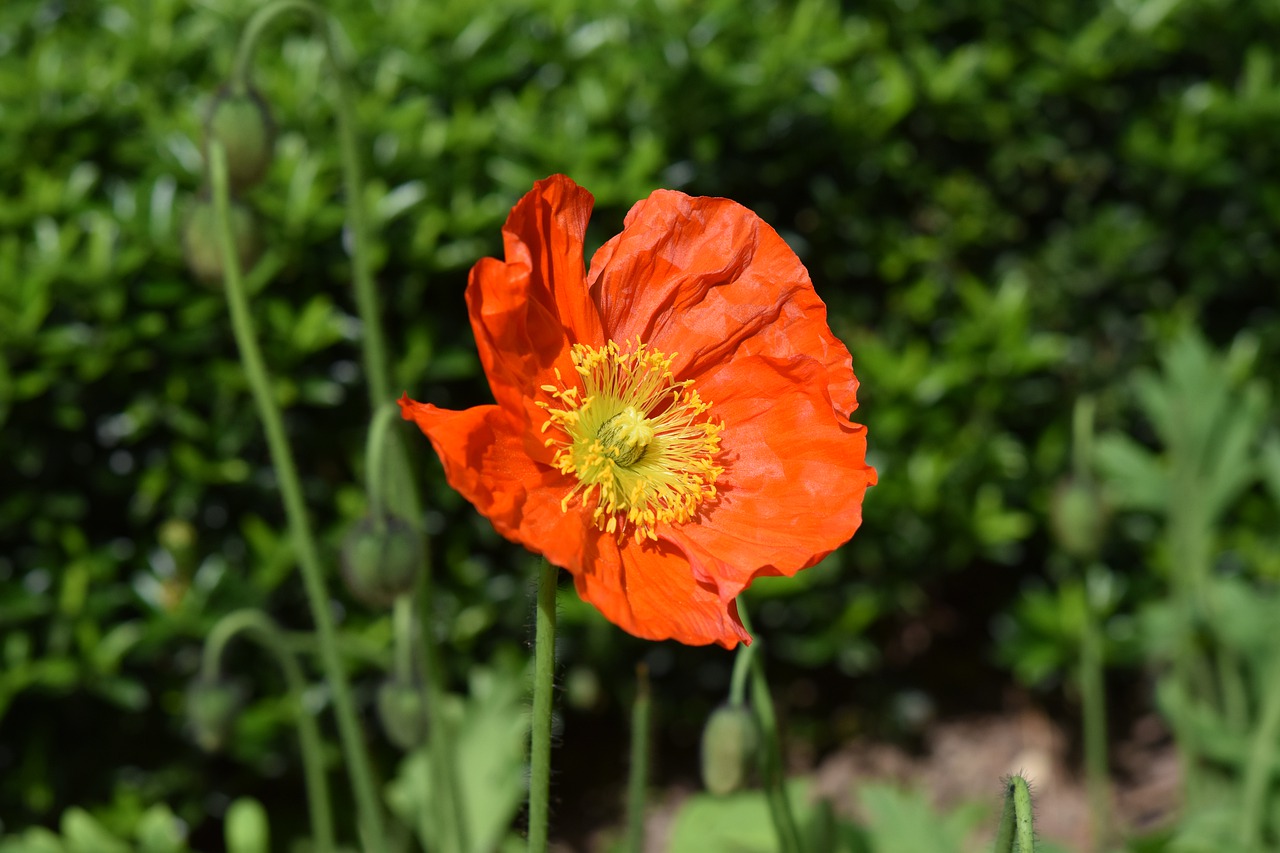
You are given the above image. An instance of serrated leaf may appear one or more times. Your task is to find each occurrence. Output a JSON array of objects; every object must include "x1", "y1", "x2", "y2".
[{"x1": 1095, "y1": 433, "x2": 1167, "y2": 511}]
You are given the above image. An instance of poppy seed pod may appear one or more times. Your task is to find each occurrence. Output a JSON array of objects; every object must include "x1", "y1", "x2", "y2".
[
  {"x1": 186, "y1": 677, "x2": 244, "y2": 752},
  {"x1": 700, "y1": 704, "x2": 759, "y2": 795},
  {"x1": 205, "y1": 85, "x2": 275, "y2": 192},
  {"x1": 376, "y1": 679, "x2": 430, "y2": 750},
  {"x1": 182, "y1": 196, "x2": 261, "y2": 286},
  {"x1": 340, "y1": 515, "x2": 423, "y2": 608},
  {"x1": 1050, "y1": 477, "x2": 1110, "y2": 560}
]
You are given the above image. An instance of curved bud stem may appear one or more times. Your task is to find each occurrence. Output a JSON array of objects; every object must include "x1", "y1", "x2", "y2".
[
  {"x1": 225, "y1": 4, "x2": 465, "y2": 846},
  {"x1": 202, "y1": 609, "x2": 335, "y2": 853},
  {"x1": 231, "y1": 0, "x2": 390, "y2": 406},
  {"x1": 210, "y1": 140, "x2": 389, "y2": 853},
  {"x1": 736, "y1": 605, "x2": 805, "y2": 853},
  {"x1": 1240, "y1": 655, "x2": 1280, "y2": 850}
]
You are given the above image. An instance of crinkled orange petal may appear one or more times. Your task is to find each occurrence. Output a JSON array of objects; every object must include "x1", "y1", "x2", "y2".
[
  {"x1": 397, "y1": 395, "x2": 598, "y2": 573},
  {"x1": 572, "y1": 535, "x2": 751, "y2": 649},
  {"x1": 406, "y1": 176, "x2": 875, "y2": 650},
  {"x1": 586, "y1": 189, "x2": 858, "y2": 415},
  {"x1": 666, "y1": 353, "x2": 877, "y2": 603},
  {"x1": 466, "y1": 175, "x2": 603, "y2": 418}
]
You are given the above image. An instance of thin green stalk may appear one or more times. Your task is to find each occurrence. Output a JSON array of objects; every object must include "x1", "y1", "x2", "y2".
[
  {"x1": 528, "y1": 560, "x2": 559, "y2": 853},
  {"x1": 415, "y1": 547, "x2": 470, "y2": 853},
  {"x1": 1239, "y1": 657, "x2": 1280, "y2": 851},
  {"x1": 729, "y1": 637, "x2": 753, "y2": 708},
  {"x1": 365, "y1": 402, "x2": 399, "y2": 524},
  {"x1": 737, "y1": 605, "x2": 805, "y2": 853},
  {"x1": 1070, "y1": 403, "x2": 1109, "y2": 850},
  {"x1": 202, "y1": 609, "x2": 335, "y2": 853},
  {"x1": 234, "y1": 6, "x2": 468, "y2": 844},
  {"x1": 1078, "y1": 585, "x2": 1109, "y2": 851},
  {"x1": 232, "y1": 2, "x2": 391, "y2": 403},
  {"x1": 1167, "y1": 483, "x2": 1206, "y2": 804},
  {"x1": 392, "y1": 595, "x2": 414, "y2": 685},
  {"x1": 625, "y1": 665, "x2": 651, "y2": 853},
  {"x1": 209, "y1": 141, "x2": 389, "y2": 853}
]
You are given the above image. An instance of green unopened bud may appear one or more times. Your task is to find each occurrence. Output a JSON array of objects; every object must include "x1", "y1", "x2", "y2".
[
  {"x1": 187, "y1": 677, "x2": 244, "y2": 752},
  {"x1": 182, "y1": 196, "x2": 261, "y2": 286},
  {"x1": 158, "y1": 518, "x2": 198, "y2": 573},
  {"x1": 205, "y1": 86, "x2": 276, "y2": 192},
  {"x1": 700, "y1": 704, "x2": 759, "y2": 795},
  {"x1": 340, "y1": 515, "x2": 423, "y2": 608},
  {"x1": 376, "y1": 679, "x2": 429, "y2": 750},
  {"x1": 1050, "y1": 477, "x2": 1110, "y2": 560}
]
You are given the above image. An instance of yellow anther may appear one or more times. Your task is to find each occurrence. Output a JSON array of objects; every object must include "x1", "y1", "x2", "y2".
[{"x1": 537, "y1": 341, "x2": 723, "y2": 541}]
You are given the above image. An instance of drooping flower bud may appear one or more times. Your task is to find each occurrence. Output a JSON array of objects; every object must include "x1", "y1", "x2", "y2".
[
  {"x1": 205, "y1": 85, "x2": 276, "y2": 192},
  {"x1": 1050, "y1": 477, "x2": 1110, "y2": 560},
  {"x1": 224, "y1": 797, "x2": 270, "y2": 853},
  {"x1": 376, "y1": 679, "x2": 430, "y2": 750},
  {"x1": 340, "y1": 514, "x2": 423, "y2": 608},
  {"x1": 158, "y1": 518, "x2": 198, "y2": 573},
  {"x1": 700, "y1": 704, "x2": 759, "y2": 795},
  {"x1": 182, "y1": 196, "x2": 261, "y2": 286},
  {"x1": 187, "y1": 677, "x2": 244, "y2": 752}
]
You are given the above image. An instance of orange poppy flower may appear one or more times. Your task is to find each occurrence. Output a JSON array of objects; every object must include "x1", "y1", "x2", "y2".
[{"x1": 400, "y1": 175, "x2": 875, "y2": 648}]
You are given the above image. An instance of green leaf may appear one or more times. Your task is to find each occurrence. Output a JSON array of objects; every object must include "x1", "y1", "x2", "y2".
[
  {"x1": 386, "y1": 664, "x2": 529, "y2": 853},
  {"x1": 857, "y1": 784, "x2": 985, "y2": 853},
  {"x1": 135, "y1": 804, "x2": 187, "y2": 853},
  {"x1": 60, "y1": 808, "x2": 131, "y2": 853},
  {"x1": 1095, "y1": 434, "x2": 1167, "y2": 512},
  {"x1": 667, "y1": 780, "x2": 813, "y2": 853}
]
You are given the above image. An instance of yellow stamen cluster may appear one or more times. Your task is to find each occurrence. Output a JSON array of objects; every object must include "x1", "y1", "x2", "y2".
[{"x1": 536, "y1": 340, "x2": 723, "y2": 543}]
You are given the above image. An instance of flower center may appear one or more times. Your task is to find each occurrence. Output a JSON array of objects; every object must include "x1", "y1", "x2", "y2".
[{"x1": 537, "y1": 340, "x2": 723, "y2": 542}]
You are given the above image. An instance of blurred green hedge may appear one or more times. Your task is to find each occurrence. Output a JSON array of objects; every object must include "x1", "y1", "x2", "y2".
[{"x1": 4, "y1": 0, "x2": 1280, "y2": 843}]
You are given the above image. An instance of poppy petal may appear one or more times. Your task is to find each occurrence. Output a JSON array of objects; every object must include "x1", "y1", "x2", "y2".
[
  {"x1": 397, "y1": 395, "x2": 595, "y2": 572},
  {"x1": 572, "y1": 536, "x2": 751, "y2": 649},
  {"x1": 587, "y1": 190, "x2": 858, "y2": 415},
  {"x1": 467, "y1": 176, "x2": 603, "y2": 415},
  {"x1": 665, "y1": 353, "x2": 876, "y2": 602}
]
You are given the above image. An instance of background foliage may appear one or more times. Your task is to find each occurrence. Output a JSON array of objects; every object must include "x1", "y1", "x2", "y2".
[{"x1": 4, "y1": 0, "x2": 1280, "y2": 848}]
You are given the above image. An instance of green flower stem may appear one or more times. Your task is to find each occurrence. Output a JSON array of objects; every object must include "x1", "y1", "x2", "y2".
[
  {"x1": 234, "y1": 5, "x2": 468, "y2": 844},
  {"x1": 1070, "y1": 402, "x2": 1110, "y2": 847},
  {"x1": 1077, "y1": 578, "x2": 1109, "y2": 849},
  {"x1": 391, "y1": 592, "x2": 459, "y2": 853},
  {"x1": 209, "y1": 141, "x2": 389, "y2": 853},
  {"x1": 365, "y1": 402, "x2": 399, "y2": 525},
  {"x1": 992, "y1": 775, "x2": 1036, "y2": 853},
  {"x1": 414, "y1": 550, "x2": 471, "y2": 853},
  {"x1": 201, "y1": 609, "x2": 335, "y2": 853},
  {"x1": 736, "y1": 605, "x2": 805, "y2": 853},
  {"x1": 529, "y1": 559, "x2": 559, "y2": 853},
  {"x1": 392, "y1": 594, "x2": 414, "y2": 685},
  {"x1": 1168, "y1": 486, "x2": 1207, "y2": 803},
  {"x1": 1239, "y1": 656, "x2": 1280, "y2": 850},
  {"x1": 231, "y1": 0, "x2": 390, "y2": 406},
  {"x1": 728, "y1": 636, "x2": 753, "y2": 708},
  {"x1": 625, "y1": 664, "x2": 652, "y2": 853}
]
